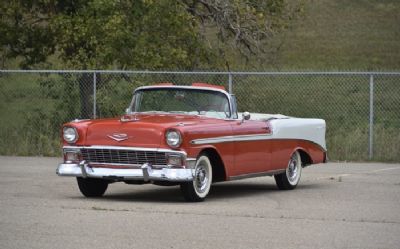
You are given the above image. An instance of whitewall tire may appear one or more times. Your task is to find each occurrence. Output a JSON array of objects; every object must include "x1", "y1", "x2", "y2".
[
  {"x1": 180, "y1": 154, "x2": 213, "y2": 202},
  {"x1": 274, "y1": 151, "x2": 302, "y2": 190}
]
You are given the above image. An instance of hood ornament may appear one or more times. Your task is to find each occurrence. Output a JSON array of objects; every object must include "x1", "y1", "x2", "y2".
[{"x1": 107, "y1": 133, "x2": 129, "y2": 142}]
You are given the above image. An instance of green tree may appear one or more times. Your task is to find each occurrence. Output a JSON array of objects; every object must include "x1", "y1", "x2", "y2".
[
  {"x1": 182, "y1": 0, "x2": 301, "y2": 67},
  {"x1": 0, "y1": 0, "x2": 56, "y2": 68},
  {"x1": 0, "y1": 0, "x2": 300, "y2": 118},
  {"x1": 0, "y1": 0, "x2": 301, "y2": 156},
  {"x1": 52, "y1": 0, "x2": 212, "y2": 69},
  {"x1": 1, "y1": 0, "x2": 300, "y2": 70}
]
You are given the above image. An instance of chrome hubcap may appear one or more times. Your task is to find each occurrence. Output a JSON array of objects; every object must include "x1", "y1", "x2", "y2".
[
  {"x1": 288, "y1": 159, "x2": 298, "y2": 180},
  {"x1": 287, "y1": 153, "x2": 301, "y2": 185},
  {"x1": 195, "y1": 164, "x2": 209, "y2": 193}
]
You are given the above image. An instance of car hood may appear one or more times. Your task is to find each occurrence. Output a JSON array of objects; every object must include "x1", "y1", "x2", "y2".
[{"x1": 81, "y1": 113, "x2": 221, "y2": 147}]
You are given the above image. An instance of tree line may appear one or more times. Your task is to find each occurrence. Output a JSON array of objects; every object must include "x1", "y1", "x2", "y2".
[{"x1": 0, "y1": 0, "x2": 301, "y2": 70}]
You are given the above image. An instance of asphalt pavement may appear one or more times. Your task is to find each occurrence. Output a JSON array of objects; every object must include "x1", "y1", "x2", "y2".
[{"x1": 0, "y1": 156, "x2": 399, "y2": 249}]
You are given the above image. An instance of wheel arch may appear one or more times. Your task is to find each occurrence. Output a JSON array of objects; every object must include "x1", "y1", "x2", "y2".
[
  {"x1": 297, "y1": 148, "x2": 313, "y2": 167},
  {"x1": 199, "y1": 148, "x2": 227, "y2": 182}
]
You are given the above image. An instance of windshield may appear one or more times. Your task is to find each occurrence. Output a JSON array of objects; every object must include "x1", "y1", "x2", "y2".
[{"x1": 131, "y1": 88, "x2": 231, "y2": 119}]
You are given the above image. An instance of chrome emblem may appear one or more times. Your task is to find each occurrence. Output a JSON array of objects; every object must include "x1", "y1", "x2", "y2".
[{"x1": 107, "y1": 133, "x2": 129, "y2": 142}]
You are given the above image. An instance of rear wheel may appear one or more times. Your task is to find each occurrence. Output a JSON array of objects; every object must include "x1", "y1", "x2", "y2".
[
  {"x1": 76, "y1": 177, "x2": 109, "y2": 197},
  {"x1": 274, "y1": 151, "x2": 302, "y2": 190},
  {"x1": 180, "y1": 154, "x2": 213, "y2": 202}
]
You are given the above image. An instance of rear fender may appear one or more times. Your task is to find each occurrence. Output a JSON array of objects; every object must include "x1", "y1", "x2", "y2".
[{"x1": 291, "y1": 147, "x2": 313, "y2": 167}]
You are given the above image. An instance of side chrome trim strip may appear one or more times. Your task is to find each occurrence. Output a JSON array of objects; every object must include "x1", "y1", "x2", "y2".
[
  {"x1": 191, "y1": 133, "x2": 272, "y2": 145},
  {"x1": 191, "y1": 136, "x2": 327, "y2": 152},
  {"x1": 229, "y1": 169, "x2": 286, "y2": 181}
]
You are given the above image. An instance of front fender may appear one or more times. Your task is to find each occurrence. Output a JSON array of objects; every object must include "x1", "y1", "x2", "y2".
[{"x1": 186, "y1": 144, "x2": 234, "y2": 179}]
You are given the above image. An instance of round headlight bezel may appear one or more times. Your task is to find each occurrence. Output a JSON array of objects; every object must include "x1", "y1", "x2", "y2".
[
  {"x1": 165, "y1": 129, "x2": 182, "y2": 148},
  {"x1": 63, "y1": 127, "x2": 79, "y2": 144}
]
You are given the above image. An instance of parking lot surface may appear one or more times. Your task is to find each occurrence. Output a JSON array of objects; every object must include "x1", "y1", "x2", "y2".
[{"x1": 0, "y1": 156, "x2": 399, "y2": 249}]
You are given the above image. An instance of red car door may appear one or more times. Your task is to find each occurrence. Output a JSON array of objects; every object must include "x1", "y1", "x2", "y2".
[{"x1": 231, "y1": 120, "x2": 272, "y2": 176}]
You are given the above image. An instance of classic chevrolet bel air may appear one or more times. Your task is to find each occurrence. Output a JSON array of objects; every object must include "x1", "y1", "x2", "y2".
[{"x1": 57, "y1": 83, "x2": 327, "y2": 202}]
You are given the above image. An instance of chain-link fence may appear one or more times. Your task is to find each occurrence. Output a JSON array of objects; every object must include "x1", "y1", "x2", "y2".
[{"x1": 0, "y1": 70, "x2": 399, "y2": 162}]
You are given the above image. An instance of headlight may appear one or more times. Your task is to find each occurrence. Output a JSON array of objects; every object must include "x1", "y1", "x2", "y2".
[
  {"x1": 166, "y1": 129, "x2": 182, "y2": 148},
  {"x1": 63, "y1": 127, "x2": 79, "y2": 143}
]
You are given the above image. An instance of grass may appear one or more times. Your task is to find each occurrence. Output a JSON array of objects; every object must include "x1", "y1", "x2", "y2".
[
  {"x1": 0, "y1": 73, "x2": 62, "y2": 156},
  {"x1": 273, "y1": 0, "x2": 400, "y2": 70},
  {"x1": 232, "y1": 74, "x2": 400, "y2": 161},
  {"x1": 0, "y1": 72, "x2": 399, "y2": 162}
]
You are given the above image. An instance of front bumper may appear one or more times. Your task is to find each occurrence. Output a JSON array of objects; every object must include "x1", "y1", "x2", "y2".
[{"x1": 57, "y1": 162, "x2": 194, "y2": 182}]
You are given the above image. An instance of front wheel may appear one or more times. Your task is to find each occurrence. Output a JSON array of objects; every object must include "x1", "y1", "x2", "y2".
[
  {"x1": 274, "y1": 151, "x2": 302, "y2": 190},
  {"x1": 76, "y1": 177, "x2": 109, "y2": 197},
  {"x1": 180, "y1": 154, "x2": 213, "y2": 202}
]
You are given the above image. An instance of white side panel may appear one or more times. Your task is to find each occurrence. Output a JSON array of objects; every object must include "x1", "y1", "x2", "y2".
[
  {"x1": 238, "y1": 112, "x2": 326, "y2": 150},
  {"x1": 270, "y1": 118, "x2": 326, "y2": 150},
  {"x1": 193, "y1": 112, "x2": 326, "y2": 150}
]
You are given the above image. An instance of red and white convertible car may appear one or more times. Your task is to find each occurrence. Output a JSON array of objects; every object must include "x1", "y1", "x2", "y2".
[{"x1": 57, "y1": 83, "x2": 327, "y2": 201}]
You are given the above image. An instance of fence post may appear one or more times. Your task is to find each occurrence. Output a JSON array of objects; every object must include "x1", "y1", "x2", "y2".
[
  {"x1": 228, "y1": 73, "x2": 233, "y2": 94},
  {"x1": 93, "y1": 72, "x2": 97, "y2": 119},
  {"x1": 369, "y1": 74, "x2": 374, "y2": 160}
]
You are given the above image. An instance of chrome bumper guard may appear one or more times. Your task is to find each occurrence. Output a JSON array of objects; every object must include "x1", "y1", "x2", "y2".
[{"x1": 57, "y1": 160, "x2": 195, "y2": 182}]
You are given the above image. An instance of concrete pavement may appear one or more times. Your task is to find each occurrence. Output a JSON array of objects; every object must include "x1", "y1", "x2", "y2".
[{"x1": 1, "y1": 156, "x2": 399, "y2": 249}]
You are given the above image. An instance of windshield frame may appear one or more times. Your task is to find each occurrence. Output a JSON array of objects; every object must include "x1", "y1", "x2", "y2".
[{"x1": 127, "y1": 85, "x2": 236, "y2": 119}]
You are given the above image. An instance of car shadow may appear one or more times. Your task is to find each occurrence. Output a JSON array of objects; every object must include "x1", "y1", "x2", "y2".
[
  {"x1": 207, "y1": 181, "x2": 277, "y2": 200},
  {"x1": 94, "y1": 180, "x2": 322, "y2": 203},
  {"x1": 102, "y1": 186, "x2": 184, "y2": 203}
]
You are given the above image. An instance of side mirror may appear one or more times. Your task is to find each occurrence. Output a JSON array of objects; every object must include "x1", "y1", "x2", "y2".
[{"x1": 241, "y1": 112, "x2": 251, "y2": 123}]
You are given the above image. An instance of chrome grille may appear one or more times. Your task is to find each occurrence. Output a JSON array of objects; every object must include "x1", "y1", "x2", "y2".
[{"x1": 80, "y1": 148, "x2": 167, "y2": 166}]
